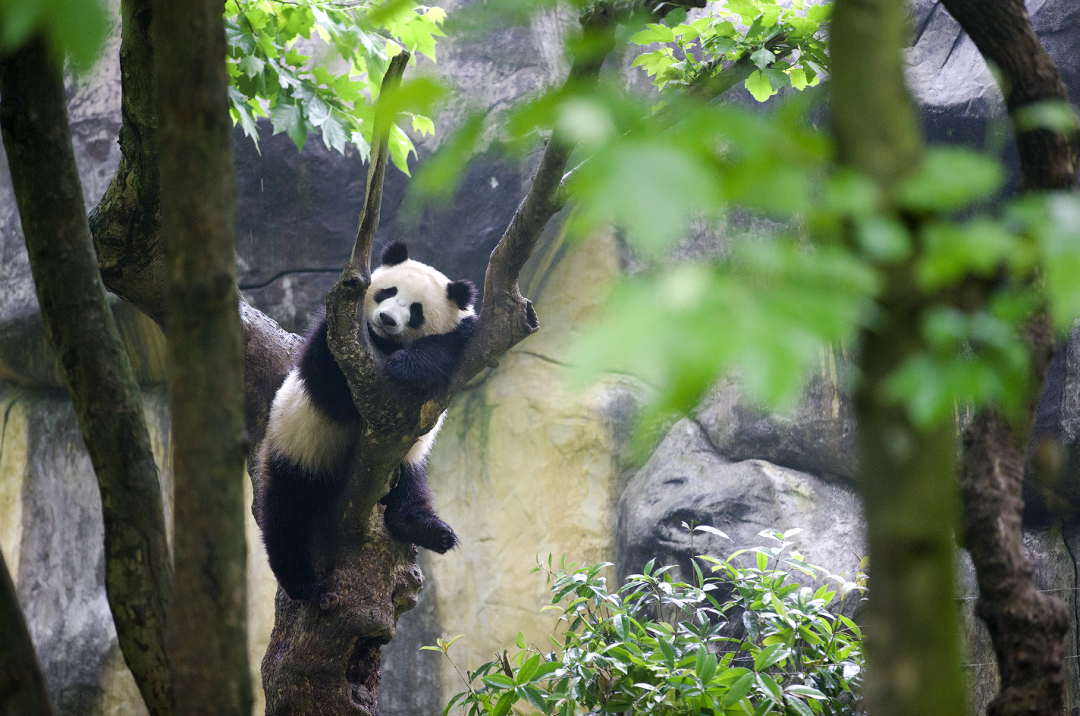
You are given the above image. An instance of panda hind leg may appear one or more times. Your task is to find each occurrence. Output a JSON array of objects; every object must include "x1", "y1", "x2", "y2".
[{"x1": 381, "y1": 461, "x2": 458, "y2": 553}]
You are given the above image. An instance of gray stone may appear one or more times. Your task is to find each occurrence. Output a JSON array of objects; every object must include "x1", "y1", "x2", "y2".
[
  {"x1": 617, "y1": 418, "x2": 866, "y2": 588},
  {"x1": 694, "y1": 369, "x2": 858, "y2": 485}
]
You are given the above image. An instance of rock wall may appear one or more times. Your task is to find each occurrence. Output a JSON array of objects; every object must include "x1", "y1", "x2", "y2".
[{"x1": 3, "y1": 1, "x2": 1080, "y2": 715}]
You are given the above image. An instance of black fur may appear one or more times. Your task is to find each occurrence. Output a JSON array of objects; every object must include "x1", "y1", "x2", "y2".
[
  {"x1": 447, "y1": 280, "x2": 477, "y2": 311},
  {"x1": 408, "y1": 302, "x2": 425, "y2": 329},
  {"x1": 374, "y1": 287, "x2": 398, "y2": 302},
  {"x1": 382, "y1": 241, "x2": 409, "y2": 266},
  {"x1": 381, "y1": 462, "x2": 458, "y2": 553},
  {"x1": 260, "y1": 450, "x2": 344, "y2": 601},
  {"x1": 384, "y1": 315, "x2": 477, "y2": 399},
  {"x1": 298, "y1": 307, "x2": 361, "y2": 424}
]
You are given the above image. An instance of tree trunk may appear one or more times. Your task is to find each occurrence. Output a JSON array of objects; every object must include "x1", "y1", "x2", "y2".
[
  {"x1": 936, "y1": 2, "x2": 1076, "y2": 713},
  {"x1": 152, "y1": 0, "x2": 252, "y2": 712},
  {"x1": 0, "y1": 35, "x2": 174, "y2": 716},
  {"x1": 0, "y1": 549, "x2": 54, "y2": 716},
  {"x1": 832, "y1": 0, "x2": 966, "y2": 714}
]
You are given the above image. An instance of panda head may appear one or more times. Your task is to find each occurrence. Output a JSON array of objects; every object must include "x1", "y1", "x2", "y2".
[{"x1": 366, "y1": 242, "x2": 477, "y2": 347}]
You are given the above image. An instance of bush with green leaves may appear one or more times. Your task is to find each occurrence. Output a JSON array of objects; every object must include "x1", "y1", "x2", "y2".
[{"x1": 426, "y1": 527, "x2": 867, "y2": 716}]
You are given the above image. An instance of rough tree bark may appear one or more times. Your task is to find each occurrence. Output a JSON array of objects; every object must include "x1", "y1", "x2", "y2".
[
  {"x1": 937, "y1": 1, "x2": 1076, "y2": 713},
  {"x1": 0, "y1": 34, "x2": 174, "y2": 716},
  {"x1": 89, "y1": 0, "x2": 165, "y2": 326},
  {"x1": 152, "y1": 0, "x2": 252, "y2": 713},
  {"x1": 0, "y1": 549, "x2": 53, "y2": 716},
  {"x1": 832, "y1": 0, "x2": 967, "y2": 715}
]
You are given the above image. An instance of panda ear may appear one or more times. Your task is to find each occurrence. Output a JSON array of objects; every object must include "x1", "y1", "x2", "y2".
[
  {"x1": 447, "y1": 280, "x2": 477, "y2": 311},
  {"x1": 381, "y1": 242, "x2": 409, "y2": 266}
]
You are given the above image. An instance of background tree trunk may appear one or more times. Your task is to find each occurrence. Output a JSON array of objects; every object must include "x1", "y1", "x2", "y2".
[
  {"x1": 0, "y1": 549, "x2": 53, "y2": 716},
  {"x1": 832, "y1": 0, "x2": 967, "y2": 714},
  {"x1": 152, "y1": 0, "x2": 252, "y2": 712},
  {"x1": 939, "y1": 1, "x2": 1076, "y2": 713},
  {"x1": 0, "y1": 34, "x2": 174, "y2": 716}
]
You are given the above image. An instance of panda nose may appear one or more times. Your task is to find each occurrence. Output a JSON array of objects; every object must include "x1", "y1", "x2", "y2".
[{"x1": 379, "y1": 312, "x2": 397, "y2": 327}]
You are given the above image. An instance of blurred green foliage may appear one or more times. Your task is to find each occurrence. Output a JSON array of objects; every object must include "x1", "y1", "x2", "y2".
[
  {"x1": 427, "y1": 528, "x2": 867, "y2": 716},
  {"x1": 0, "y1": 0, "x2": 109, "y2": 70},
  {"x1": 224, "y1": 0, "x2": 447, "y2": 171}
]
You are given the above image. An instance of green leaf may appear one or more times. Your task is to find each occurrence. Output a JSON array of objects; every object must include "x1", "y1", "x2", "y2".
[
  {"x1": 723, "y1": 673, "x2": 756, "y2": 707},
  {"x1": 751, "y1": 47, "x2": 776, "y2": 70},
  {"x1": 271, "y1": 103, "x2": 306, "y2": 152},
  {"x1": 917, "y1": 219, "x2": 1016, "y2": 289},
  {"x1": 786, "y1": 695, "x2": 815, "y2": 716},
  {"x1": 516, "y1": 654, "x2": 542, "y2": 684},
  {"x1": 895, "y1": 148, "x2": 1004, "y2": 211},
  {"x1": 516, "y1": 632, "x2": 527, "y2": 649},
  {"x1": 239, "y1": 54, "x2": 265, "y2": 78},
  {"x1": 631, "y1": 22, "x2": 677, "y2": 44},
  {"x1": 785, "y1": 685, "x2": 828, "y2": 699},
  {"x1": 754, "y1": 643, "x2": 790, "y2": 672},
  {"x1": 745, "y1": 70, "x2": 776, "y2": 102},
  {"x1": 1013, "y1": 100, "x2": 1079, "y2": 134},
  {"x1": 492, "y1": 691, "x2": 518, "y2": 716},
  {"x1": 789, "y1": 67, "x2": 808, "y2": 90},
  {"x1": 321, "y1": 111, "x2": 349, "y2": 154},
  {"x1": 856, "y1": 217, "x2": 911, "y2": 263},
  {"x1": 696, "y1": 647, "x2": 718, "y2": 684}
]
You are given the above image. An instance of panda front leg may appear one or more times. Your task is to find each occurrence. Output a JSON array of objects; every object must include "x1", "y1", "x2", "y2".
[{"x1": 381, "y1": 461, "x2": 458, "y2": 553}]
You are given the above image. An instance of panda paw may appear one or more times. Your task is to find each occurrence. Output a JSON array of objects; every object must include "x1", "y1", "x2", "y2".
[{"x1": 385, "y1": 513, "x2": 459, "y2": 554}]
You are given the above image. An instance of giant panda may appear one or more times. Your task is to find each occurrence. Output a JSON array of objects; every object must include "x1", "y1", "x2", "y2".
[{"x1": 257, "y1": 241, "x2": 477, "y2": 602}]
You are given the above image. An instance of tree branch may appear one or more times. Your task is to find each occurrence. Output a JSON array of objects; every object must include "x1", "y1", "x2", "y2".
[
  {"x1": 940, "y1": 0, "x2": 1077, "y2": 193},
  {"x1": 939, "y1": 2, "x2": 1075, "y2": 714},
  {"x1": 88, "y1": 0, "x2": 164, "y2": 326},
  {"x1": 325, "y1": 52, "x2": 410, "y2": 432},
  {"x1": 0, "y1": 548, "x2": 54, "y2": 716},
  {"x1": 0, "y1": 35, "x2": 174, "y2": 716},
  {"x1": 154, "y1": 0, "x2": 252, "y2": 711}
]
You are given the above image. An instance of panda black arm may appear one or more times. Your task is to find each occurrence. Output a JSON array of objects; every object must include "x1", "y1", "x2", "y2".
[{"x1": 384, "y1": 315, "x2": 477, "y2": 398}]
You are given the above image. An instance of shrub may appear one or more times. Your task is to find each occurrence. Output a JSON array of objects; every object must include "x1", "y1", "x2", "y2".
[{"x1": 426, "y1": 527, "x2": 867, "y2": 716}]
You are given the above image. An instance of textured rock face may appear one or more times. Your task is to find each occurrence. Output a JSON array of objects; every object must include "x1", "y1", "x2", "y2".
[{"x1": 617, "y1": 418, "x2": 866, "y2": 586}]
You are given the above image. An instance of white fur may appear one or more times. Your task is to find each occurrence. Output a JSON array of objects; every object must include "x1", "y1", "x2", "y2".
[
  {"x1": 406, "y1": 411, "x2": 446, "y2": 465},
  {"x1": 266, "y1": 370, "x2": 356, "y2": 474},
  {"x1": 366, "y1": 259, "x2": 474, "y2": 345}
]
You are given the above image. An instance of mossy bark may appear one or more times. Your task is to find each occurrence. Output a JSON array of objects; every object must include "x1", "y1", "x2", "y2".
[
  {"x1": 832, "y1": 0, "x2": 966, "y2": 715},
  {"x1": 152, "y1": 0, "x2": 252, "y2": 713},
  {"x1": 0, "y1": 35, "x2": 174, "y2": 716}
]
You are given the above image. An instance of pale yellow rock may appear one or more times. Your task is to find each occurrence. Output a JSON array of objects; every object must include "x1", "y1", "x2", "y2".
[
  {"x1": 0, "y1": 388, "x2": 27, "y2": 583},
  {"x1": 98, "y1": 645, "x2": 150, "y2": 716},
  {"x1": 423, "y1": 228, "x2": 638, "y2": 707},
  {"x1": 247, "y1": 466, "x2": 278, "y2": 716}
]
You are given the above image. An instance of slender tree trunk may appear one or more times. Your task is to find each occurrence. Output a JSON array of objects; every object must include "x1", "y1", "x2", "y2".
[
  {"x1": 0, "y1": 549, "x2": 53, "y2": 716},
  {"x1": 0, "y1": 35, "x2": 174, "y2": 716},
  {"x1": 936, "y1": 2, "x2": 1076, "y2": 713},
  {"x1": 153, "y1": 0, "x2": 252, "y2": 712},
  {"x1": 832, "y1": 0, "x2": 966, "y2": 715}
]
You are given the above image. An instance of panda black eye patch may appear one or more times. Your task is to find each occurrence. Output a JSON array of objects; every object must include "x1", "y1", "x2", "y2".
[
  {"x1": 374, "y1": 287, "x2": 397, "y2": 303},
  {"x1": 408, "y1": 302, "x2": 425, "y2": 328}
]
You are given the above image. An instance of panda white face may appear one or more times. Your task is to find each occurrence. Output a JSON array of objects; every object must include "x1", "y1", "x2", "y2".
[{"x1": 366, "y1": 258, "x2": 474, "y2": 347}]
